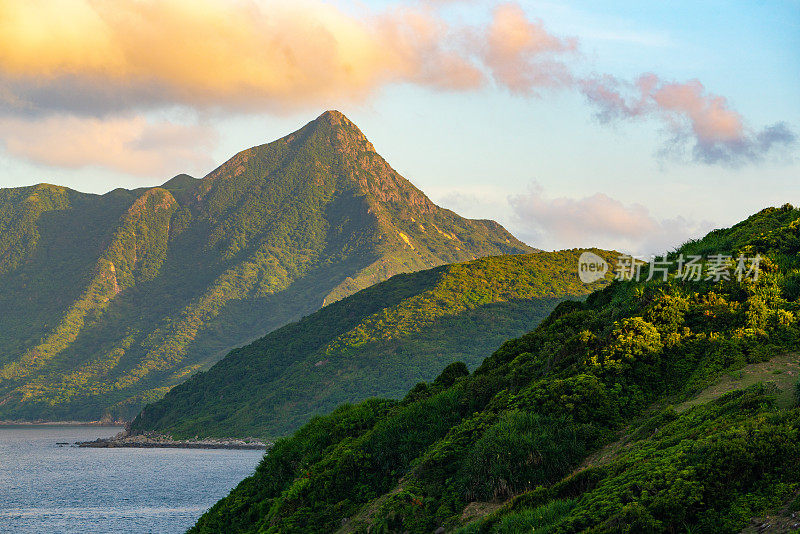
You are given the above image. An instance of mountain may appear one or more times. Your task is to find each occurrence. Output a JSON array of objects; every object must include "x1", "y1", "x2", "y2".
[
  {"x1": 130, "y1": 249, "x2": 614, "y2": 439},
  {"x1": 0, "y1": 110, "x2": 532, "y2": 422},
  {"x1": 189, "y1": 205, "x2": 800, "y2": 534}
]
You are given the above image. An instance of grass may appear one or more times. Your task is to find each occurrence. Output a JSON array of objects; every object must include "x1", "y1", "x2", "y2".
[
  {"x1": 677, "y1": 352, "x2": 799, "y2": 411},
  {"x1": 566, "y1": 352, "x2": 800, "y2": 478}
]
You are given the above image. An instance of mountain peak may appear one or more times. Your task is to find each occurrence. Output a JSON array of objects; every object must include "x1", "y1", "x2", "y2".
[
  {"x1": 302, "y1": 111, "x2": 439, "y2": 214},
  {"x1": 305, "y1": 109, "x2": 374, "y2": 152},
  {"x1": 201, "y1": 112, "x2": 523, "y2": 235},
  {"x1": 315, "y1": 109, "x2": 352, "y2": 126},
  {"x1": 0, "y1": 110, "x2": 534, "y2": 423},
  {"x1": 201, "y1": 111, "x2": 431, "y2": 218},
  {"x1": 305, "y1": 110, "x2": 362, "y2": 140}
]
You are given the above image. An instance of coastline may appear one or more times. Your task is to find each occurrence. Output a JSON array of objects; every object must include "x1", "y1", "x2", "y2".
[
  {"x1": 0, "y1": 420, "x2": 125, "y2": 427},
  {"x1": 0, "y1": 423, "x2": 269, "y2": 450},
  {"x1": 77, "y1": 431, "x2": 269, "y2": 450}
]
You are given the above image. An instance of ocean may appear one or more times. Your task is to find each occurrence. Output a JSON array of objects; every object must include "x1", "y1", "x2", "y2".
[{"x1": 0, "y1": 425, "x2": 263, "y2": 533}]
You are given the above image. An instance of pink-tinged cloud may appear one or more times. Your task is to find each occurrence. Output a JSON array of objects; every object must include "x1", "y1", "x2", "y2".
[
  {"x1": 376, "y1": 6, "x2": 484, "y2": 91},
  {"x1": 0, "y1": 116, "x2": 217, "y2": 177},
  {"x1": 652, "y1": 77, "x2": 742, "y2": 142},
  {"x1": 580, "y1": 74, "x2": 795, "y2": 165},
  {"x1": 509, "y1": 183, "x2": 714, "y2": 255},
  {"x1": 481, "y1": 3, "x2": 577, "y2": 95}
]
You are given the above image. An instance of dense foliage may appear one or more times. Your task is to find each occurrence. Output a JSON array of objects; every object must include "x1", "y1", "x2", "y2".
[
  {"x1": 0, "y1": 111, "x2": 532, "y2": 422},
  {"x1": 191, "y1": 205, "x2": 800, "y2": 533},
  {"x1": 131, "y1": 249, "x2": 611, "y2": 438},
  {"x1": 461, "y1": 385, "x2": 799, "y2": 533}
]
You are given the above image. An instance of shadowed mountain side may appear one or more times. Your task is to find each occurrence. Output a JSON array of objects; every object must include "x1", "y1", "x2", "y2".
[{"x1": 131, "y1": 249, "x2": 614, "y2": 439}]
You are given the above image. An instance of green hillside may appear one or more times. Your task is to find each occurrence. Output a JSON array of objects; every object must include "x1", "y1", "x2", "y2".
[
  {"x1": 190, "y1": 204, "x2": 800, "y2": 534},
  {"x1": 0, "y1": 110, "x2": 532, "y2": 422},
  {"x1": 131, "y1": 249, "x2": 613, "y2": 439}
]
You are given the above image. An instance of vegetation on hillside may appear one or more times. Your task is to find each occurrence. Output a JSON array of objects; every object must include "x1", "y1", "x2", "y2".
[
  {"x1": 190, "y1": 204, "x2": 800, "y2": 533},
  {"x1": 0, "y1": 111, "x2": 531, "y2": 422},
  {"x1": 131, "y1": 249, "x2": 612, "y2": 439}
]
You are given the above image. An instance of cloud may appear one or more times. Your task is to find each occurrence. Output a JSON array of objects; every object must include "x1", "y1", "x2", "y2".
[
  {"x1": 0, "y1": 0, "x2": 486, "y2": 115},
  {"x1": 480, "y1": 3, "x2": 577, "y2": 95},
  {"x1": 0, "y1": 115, "x2": 217, "y2": 176},
  {"x1": 580, "y1": 74, "x2": 796, "y2": 165},
  {"x1": 0, "y1": 0, "x2": 792, "y2": 173},
  {"x1": 0, "y1": 0, "x2": 584, "y2": 116},
  {"x1": 0, "y1": 0, "x2": 583, "y2": 177},
  {"x1": 509, "y1": 183, "x2": 714, "y2": 255},
  {"x1": 376, "y1": 6, "x2": 485, "y2": 92}
]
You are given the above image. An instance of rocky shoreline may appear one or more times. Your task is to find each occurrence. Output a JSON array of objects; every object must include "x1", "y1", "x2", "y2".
[
  {"x1": 77, "y1": 430, "x2": 269, "y2": 450},
  {"x1": 0, "y1": 420, "x2": 125, "y2": 426}
]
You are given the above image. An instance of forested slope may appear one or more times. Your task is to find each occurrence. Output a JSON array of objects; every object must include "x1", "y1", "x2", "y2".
[
  {"x1": 191, "y1": 205, "x2": 800, "y2": 533},
  {"x1": 132, "y1": 249, "x2": 613, "y2": 439}
]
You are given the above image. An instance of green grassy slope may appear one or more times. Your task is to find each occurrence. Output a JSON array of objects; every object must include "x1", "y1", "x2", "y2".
[
  {"x1": 130, "y1": 249, "x2": 614, "y2": 439},
  {"x1": 0, "y1": 111, "x2": 532, "y2": 422},
  {"x1": 190, "y1": 204, "x2": 800, "y2": 534}
]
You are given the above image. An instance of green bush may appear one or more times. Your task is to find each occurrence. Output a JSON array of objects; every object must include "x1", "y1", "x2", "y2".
[
  {"x1": 465, "y1": 412, "x2": 592, "y2": 500},
  {"x1": 794, "y1": 379, "x2": 800, "y2": 406},
  {"x1": 494, "y1": 499, "x2": 575, "y2": 534}
]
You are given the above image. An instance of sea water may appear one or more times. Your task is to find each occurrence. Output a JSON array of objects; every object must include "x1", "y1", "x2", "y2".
[{"x1": 0, "y1": 425, "x2": 263, "y2": 533}]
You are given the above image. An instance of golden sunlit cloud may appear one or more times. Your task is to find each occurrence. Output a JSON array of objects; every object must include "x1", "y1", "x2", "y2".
[
  {"x1": 0, "y1": 0, "x2": 489, "y2": 112},
  {"x1": 0, "y1": 0, "x2": 792, "y2": 174}
]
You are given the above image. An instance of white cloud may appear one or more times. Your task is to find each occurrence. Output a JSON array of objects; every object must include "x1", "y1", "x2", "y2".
[
  {"x1": 0, "y1": 115, "x2": 217, "y2": 177},
  {"x1": 508, "y1": 182, "x2": 715, "y2": 255}
]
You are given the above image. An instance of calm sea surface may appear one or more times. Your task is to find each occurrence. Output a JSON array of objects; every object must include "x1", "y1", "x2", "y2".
[{"x1": 0, "y1": 425, "x2": 263, "y2": 533}]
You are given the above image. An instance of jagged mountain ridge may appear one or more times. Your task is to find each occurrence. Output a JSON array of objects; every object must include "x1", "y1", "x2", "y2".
[{"x1": 0, "y1": 110, "x2": 532, "y2": 421}]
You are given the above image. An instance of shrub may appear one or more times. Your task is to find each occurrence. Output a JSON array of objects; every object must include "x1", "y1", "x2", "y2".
[
  {"x1": 494, "y1": 499, "x2": 576, "y2": 534},
  {"x1": 434, "y1": 361, "x2": 470, "y2": 389},
  {"x1": 464, "y1": 412, "x2": 592, "y2": 500},
  {"x1": 795, "y1": 379, "x2": 800, "y2": 406}
]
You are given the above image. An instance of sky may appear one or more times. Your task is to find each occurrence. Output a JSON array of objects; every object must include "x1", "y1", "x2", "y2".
[{"x1": 0, "y1": 0, "x2": 798, "y2": 255}]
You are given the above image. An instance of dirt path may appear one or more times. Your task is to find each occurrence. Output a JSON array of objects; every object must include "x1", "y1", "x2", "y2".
[
  {"x1": 577, "y1": 352, "x2": 799, "y2": 472},
  {"x1": 678, "y1": 352, "x2": 798, "y2": 412}
]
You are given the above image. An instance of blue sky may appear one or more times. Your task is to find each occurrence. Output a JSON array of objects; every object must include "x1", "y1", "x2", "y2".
[{"x1": 0, "y1": 0, "x2": 797, "y2": 254}]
